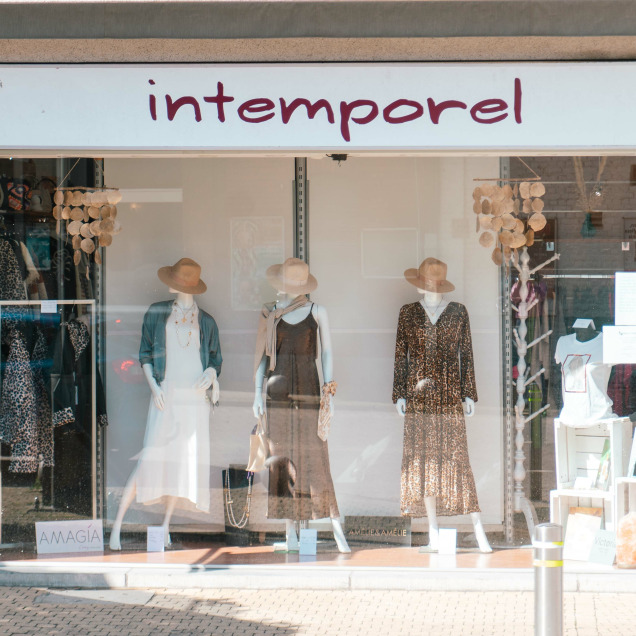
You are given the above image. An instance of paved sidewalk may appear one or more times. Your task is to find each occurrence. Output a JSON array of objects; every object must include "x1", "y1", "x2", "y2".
[{"x1": 0, "y1": 587, "x2": 633, "y2": 635}]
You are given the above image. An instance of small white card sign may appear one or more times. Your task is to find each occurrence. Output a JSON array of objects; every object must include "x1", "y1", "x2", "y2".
[
  {"x1": 299, "y1": 529, "x2": 318, "y2": 556},
  {"x1": 615, "y1": 272, "x2": 636, "y2": 326},
  {"x1": 40, "y1": 300, "x2": 58, "y2": 314},
  {"x1": 603, "y1": 326, "x2": 636, "y2": 364},
  {"x1": 36, "y1": 520, "x2": 103, "y2": 554},
  {"x1": 147, "y1": 526, "x2": 165, "y2": 553},
  {"x1": 563, "y1": 513, "x2": 602, "y2": 561},
  {"x1": 589, "y1": 530, "x2": 616, "y2": 566},
  {"x1": 438, "y1": 528, "x2": 457, "y2": 555}
]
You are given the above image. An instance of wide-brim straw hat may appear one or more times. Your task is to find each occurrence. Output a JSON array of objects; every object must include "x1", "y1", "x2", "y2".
[
  {"x1": 158, "y1": 257, "x2": 207, "y2": 295},
  {"x1": 266, "y1": 257, "x2": 317, "y2": 294},
  {"x1": 404, "y1": 257, "x2": 455, "y2": 293}
]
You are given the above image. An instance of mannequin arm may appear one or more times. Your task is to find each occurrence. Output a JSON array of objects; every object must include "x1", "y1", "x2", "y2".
[
  {"x1": 142, "y1": 363, "x2": 165, "y2": 411},
  {"x1": 463, "y1": 397, "x2": 475, "y2": 417},
  {"x1": 315, "y1": 305, "x2": 335, "y2": 415},
  {"x1": 253, "y1": 355, "x2": 266, "y2": 418}
]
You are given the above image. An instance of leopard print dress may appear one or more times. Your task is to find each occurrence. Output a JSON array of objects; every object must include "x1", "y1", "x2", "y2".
[
  {"x1": 0, "y1": 239, "x2": 53, "y2": 473},
  {"x1": 392, "y1": 301, "x2": 481, "y2": 517}
]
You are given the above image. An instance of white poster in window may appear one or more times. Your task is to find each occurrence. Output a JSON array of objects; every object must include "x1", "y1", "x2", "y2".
[
  {"x1": 603, "y1": 326, "x2": 636, "y2": 364},
  {"x1": 615, "y1": 272, "x2": 636, "y2": 325},
  {"x1": 231, "y1": 217, "x2": 285, "y2": 311},
  {"x1": 36, "y1": 520, "x2": 104, "y2": 554}
]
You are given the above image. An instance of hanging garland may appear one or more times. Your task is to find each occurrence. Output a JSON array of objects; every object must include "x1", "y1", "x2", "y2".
[
  {"x1": 472, "y1": 180, "x2": 547, "y2": 266},
  {"x1": 52, "y1": 187, "x2": 122, "y2": 266}
]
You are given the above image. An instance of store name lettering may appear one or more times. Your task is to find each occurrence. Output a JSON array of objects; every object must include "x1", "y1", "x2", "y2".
[
  {"x1": 347, "y1": 528, "x2": 408, "y2": 536},
  {"x1": 147, "y1": 78, "x2": 523, "y2": 142},
  {"x1": 38, "y1": 528, "x2": 102, "y2": 546}
]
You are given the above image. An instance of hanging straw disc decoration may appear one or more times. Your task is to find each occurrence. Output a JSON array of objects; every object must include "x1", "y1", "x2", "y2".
[
  {"x1": 472, "y1": 179, "x2": 547, "y2": 266},
  {"x1": 53, "y1": 186, "x2": 122, "y2": 266}
]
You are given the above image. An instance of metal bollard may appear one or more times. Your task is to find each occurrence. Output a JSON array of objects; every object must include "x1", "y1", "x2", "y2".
[{"x1": 533, "y1": 523, "x2": 563, "y2": 636}]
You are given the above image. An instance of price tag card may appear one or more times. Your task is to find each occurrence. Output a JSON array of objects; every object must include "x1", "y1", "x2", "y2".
[
  {"x1": 147, "y1": 526, "x2": 165, "y2": 552},
  {"x1": 438, "y1": 528, "x2": 457, "y2": 555},
  {"x1": 299, "y1": 529, "x2": 318, "y2": 556},
  {"x1": 40, "y1": 300, "x2": 58, "y2": 314}
]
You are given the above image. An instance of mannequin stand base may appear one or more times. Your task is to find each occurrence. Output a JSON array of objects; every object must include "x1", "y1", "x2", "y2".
[
  {"x1": 273, "y1": 542, "x2": 299, "y2": 553},
  {"x1": 516, "y1": 495, "x2": 538, "y2": 541}
]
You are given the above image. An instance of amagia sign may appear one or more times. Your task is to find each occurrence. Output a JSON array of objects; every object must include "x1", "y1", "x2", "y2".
[{"x1": 36, "y1": 520, "x2": 104, "y2": 554}]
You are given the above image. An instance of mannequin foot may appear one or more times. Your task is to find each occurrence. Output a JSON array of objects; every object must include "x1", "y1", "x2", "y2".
[
  {"x1": 331, "y1": 518, "x2": 351, "y2": 554},
  {"x1": 274, "y1": 521, "x2": 299, "y2": 552},
  {"x1": 475, "y1": 530, "x2": 492, "y2": 553},
  {"x1": 424, "y1": 527, "x2": 439, "y2": 552},
  {"x1": 471, "y1": 512, "x2": 493, "y2": 553},
  {"x1": 109, "y1": 526, "x2": 122, "y2": 551}
]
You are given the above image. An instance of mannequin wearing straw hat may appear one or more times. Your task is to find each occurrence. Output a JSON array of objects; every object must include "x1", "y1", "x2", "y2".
[
  {"x1": 253, "y1": 257, "x2": 350, "y2": 554},
  {"x1": 393, "y1": 258, "x2": 491, "y2": 554},
  {"x1": 109, "y1": 258, "x2": 222, "y2": 551}
]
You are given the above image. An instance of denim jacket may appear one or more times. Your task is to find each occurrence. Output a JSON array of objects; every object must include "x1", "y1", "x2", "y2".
[{"x1": 138, "y1": 300, "x2": 222, "y2": 384}]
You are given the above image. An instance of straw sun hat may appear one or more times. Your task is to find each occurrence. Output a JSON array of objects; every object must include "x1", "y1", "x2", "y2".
[
  {"x1": 157, "y1": 258, "x2": 207, "y2": 295},
  {"x1": 404, "y1": 257, "x2": 455, "y2": 293},
  {"x1": 266, "y1": 257, "x2": 317, "y2": 294}
]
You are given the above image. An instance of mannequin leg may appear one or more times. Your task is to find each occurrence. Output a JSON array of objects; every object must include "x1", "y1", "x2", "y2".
[
  {"x1": 285, "y1": 519, "x2": 299, "y2": 550},
  {"x1": 424, "y1": 496, "x2": 439, "y2": 551},
  {"x1": 470, "y1": 512, "x2": 492, "y2": 553},
  {"x1": 109, "y1": 470, "x2": 138, "y2": 551},
  {"x1": 161, "y1": 496, "x2": 178, "y2": 548},
  {"x1": 274, "y1": 519, "x2": 299, "y2": 551},
  {"x1": 331, "y1": 518, "x2": 351, "y2": 554}
]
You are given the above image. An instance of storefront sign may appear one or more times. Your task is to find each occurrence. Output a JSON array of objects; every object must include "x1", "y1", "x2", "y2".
[
  {"x1": 0, "y1": 63, "x2": 636, "y2": 151},
  {"x1": 35, "y1": 520, "x2": 104, "y2": 554},
  {"x1": 345, "y1": 516, "x2": 411, "y2": 546}
]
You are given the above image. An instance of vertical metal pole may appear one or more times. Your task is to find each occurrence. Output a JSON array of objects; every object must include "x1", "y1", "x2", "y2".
[
  {"x1": 534, "y1": 523, "x2": 563, "y2": 636},
  {"x1": 293, "y1": 158, "x2": 308, "y2": 264}
]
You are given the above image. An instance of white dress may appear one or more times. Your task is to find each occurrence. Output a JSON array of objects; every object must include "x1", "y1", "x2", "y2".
[{"x1": 135, "y1": 302, "x2": 211, "y2": 512}]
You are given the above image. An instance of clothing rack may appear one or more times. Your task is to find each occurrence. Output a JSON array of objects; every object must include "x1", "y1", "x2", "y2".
[
  {"x1": 510, "y1": 247, "x2": 560, "y2": 539},
  {"x1": 0, "y1": 299, "x2": 96, "y2": 547}
]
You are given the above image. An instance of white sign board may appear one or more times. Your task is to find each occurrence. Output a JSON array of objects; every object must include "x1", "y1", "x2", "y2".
[
  {"x1": 615, "y1": 272, "x2": 636, "y2": 326},
  {"x1": 299, "y1": 529, "x2": 318, "y2": 556},
  {"x1": 2, "y1": 63, "x2": 636, "y2": 151},
  {"x1": 438, "y1": 528, "x2": 457, "y2": 555},
  {"x1": 147, "y1": 526, "x2": 165, "y2": 553},
  {"x1": 35, "y1": 520, "x2": 104, "y2": 554},
  {"x1": 603, "y1": 326, "x2": 636, "y2": 364},
  {"x1": 589, "y1": 530, "x2": 616, "y2": 566}
]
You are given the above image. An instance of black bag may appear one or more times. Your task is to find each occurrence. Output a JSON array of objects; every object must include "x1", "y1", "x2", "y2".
[{"x1": 222, "y1": 464, "x2": 254, "y2": 547}]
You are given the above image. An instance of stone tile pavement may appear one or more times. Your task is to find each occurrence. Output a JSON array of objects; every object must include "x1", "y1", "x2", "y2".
[{"x1": 0, "y1": 587, "x2": 634, "y2": 635}]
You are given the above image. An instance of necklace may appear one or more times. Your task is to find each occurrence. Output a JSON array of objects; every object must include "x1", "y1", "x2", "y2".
[
  {"x1": 422, "y1": 298, "x2": 444, "y2": 319},
  {"x1": 173, "y1": 302, "x2": 196, "y2": 348}
]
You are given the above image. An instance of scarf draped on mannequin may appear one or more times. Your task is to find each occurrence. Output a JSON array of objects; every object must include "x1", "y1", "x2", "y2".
[{"x1": 254, "y1": 294, "x2": 310, "y2": 376}]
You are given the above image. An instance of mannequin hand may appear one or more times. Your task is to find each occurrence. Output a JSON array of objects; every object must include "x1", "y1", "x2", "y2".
[
  {"x1": 463, "y1": 397, "x2": 475, "y2": 417},
  {"x1": 253, "y1": 394, "x2": 264, "y2": 418},
  {"x1": 194, "y1": 368, "x2": 217, "y2": 391},
  {"x1": 395, "y1": 398, "x2": 406, "y2": 417},
  {"x1": 150, "y1": 382, "x2": 165, "y2": 411},
  {"x1": 210, "y1": 379, "x2": 220, "y2": 405}
]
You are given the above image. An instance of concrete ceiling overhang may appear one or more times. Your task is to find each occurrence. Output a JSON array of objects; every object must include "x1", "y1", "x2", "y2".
[{"x1": 1, "y1": 1, "x2": 636, "y2": 62}]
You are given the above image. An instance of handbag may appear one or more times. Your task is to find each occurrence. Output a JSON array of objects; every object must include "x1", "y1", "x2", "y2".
[
  {"x1": 224, "y1": 465, "x2": 253, "y2": 530},
  {"x1": 318, "y1": 381, "x2": 337, "y2": 442},
  {"x1": 246, "y1": 413, "x2": 269, "y2": 473}
]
